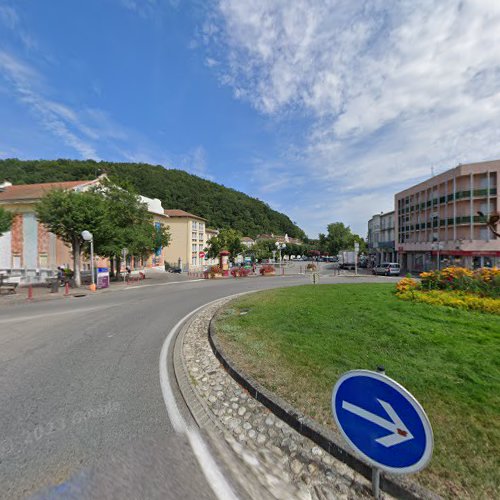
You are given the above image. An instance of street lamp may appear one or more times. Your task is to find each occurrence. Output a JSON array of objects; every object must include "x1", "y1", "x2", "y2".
[
  {"x1": 81, "y1": 230, "x2": 95, "y2": 289},
  {"x1": 275, "y1": 241, "x2": 286, "y2": 266}
]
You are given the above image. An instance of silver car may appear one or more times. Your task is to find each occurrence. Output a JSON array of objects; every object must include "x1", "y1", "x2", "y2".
[{"x1": 372, "y1": 262, "x2": 401, "y2": 276}]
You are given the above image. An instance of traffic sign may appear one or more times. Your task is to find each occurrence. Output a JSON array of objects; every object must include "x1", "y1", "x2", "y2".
[
  {"x1": 332, "y1": 370, "x2": 433, "y2": 474},
  {"x1": 199, "y1": 251, "x2": 206, "y2": 258},
  {"x1": 354, "y1": 242, "x2": 360, "y2": 252}
]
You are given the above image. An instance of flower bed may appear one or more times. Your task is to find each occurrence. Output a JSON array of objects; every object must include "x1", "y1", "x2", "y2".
[
  {"x1": 396, "y1": 267, "x2": 500, "y2": 315},
  {"x1": 420, "y1": 266, "x2": 500, "y2": 298}
]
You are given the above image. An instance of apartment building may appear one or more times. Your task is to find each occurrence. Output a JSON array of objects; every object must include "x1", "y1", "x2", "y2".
[
  {"x1": 395, "y1": 160, "x2": 499, "y2": 272},
  {"x1": 367, "y1": 211, "x2": 396, "y2": 266},
  {"x1": 163, "y1": 209, "x2": 207, "y2": 271}
]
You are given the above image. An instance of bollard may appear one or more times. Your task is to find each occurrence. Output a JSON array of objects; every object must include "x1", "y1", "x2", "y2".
[
  {"x1": 27, "y1": 284, "x2": 33, "y2": 300},
  {"x1": 64, "y1": 282, "x2": 70, "y2": 296}
]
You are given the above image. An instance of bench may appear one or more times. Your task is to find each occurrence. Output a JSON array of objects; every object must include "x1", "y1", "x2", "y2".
[{"x1": 0, "y1": 276, "x2": 20, "y2": 295}]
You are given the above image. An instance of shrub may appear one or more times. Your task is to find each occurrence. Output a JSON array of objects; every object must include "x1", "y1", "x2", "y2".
[
  {"x1": 419, "y1": 267, "x2": 499, "y2": 298},
  {"x1": 395, "y1": 277, "x2": 420, "y2": 295}
]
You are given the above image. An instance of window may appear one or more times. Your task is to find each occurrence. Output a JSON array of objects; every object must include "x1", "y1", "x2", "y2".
[
  {"x1": 192, "y1": 232, "x2": 197, "y2": 240},
  {"x1": 199, "y1": 223, "x2": 204, "y2": 231},
  {"x1": 192, "y1": 244, "x2": 197, "y2": 252},
  {"x1": 192, "y1": 256, "x2": 197, "y2": 266},
  {"x1": 192, "y1": 221, "x2": 198, "y2": 229}
]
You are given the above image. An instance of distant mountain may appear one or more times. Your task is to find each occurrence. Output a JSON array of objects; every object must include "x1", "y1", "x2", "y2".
[{"x1": 0, "y1": 159, "x2": 306, "y2": 239}]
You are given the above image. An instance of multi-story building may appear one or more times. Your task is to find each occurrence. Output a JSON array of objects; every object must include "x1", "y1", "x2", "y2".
[
  {"x1": 367, "y1": 211, "x2": 396, "y2": 266},
  {"x1": 163, "y1": 209, "x2": 207, "y2": 271},
  {"x1": 395, "y1": 160, "x2": 499, "y2": 272}
]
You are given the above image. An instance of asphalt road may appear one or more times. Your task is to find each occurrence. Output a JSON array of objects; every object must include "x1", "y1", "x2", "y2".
[{"x1": 0, "y1": 270, "x2": 399, "y2": 499}]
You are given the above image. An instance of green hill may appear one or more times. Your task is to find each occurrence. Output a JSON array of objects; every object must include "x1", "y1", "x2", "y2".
[{"x1": 0, "y1": 159, "x2": 305, "y2": 239}]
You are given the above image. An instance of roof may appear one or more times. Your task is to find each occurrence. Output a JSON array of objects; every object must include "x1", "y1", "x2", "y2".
[
  {"x1": 164, "y1": 209, "x2": 207, "y2": 221},
  {"x1": 0, "y1": 180, "x2": 93, "y2": 202},
  {"x1": 241, "y1": 236, "x2": 255, "y2": 242}
]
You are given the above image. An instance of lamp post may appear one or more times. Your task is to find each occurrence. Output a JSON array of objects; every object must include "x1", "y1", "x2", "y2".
[
  {"x1": 81, "y1": 230, "x2": 95, "y2": 290},
  {"x1": 275, "y1": 241, "x2": 286, "y2": 266}
]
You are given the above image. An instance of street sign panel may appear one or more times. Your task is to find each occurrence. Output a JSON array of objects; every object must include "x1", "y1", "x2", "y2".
[
  {"x1": 199, "y1": 251, "x2": 206, "y2": 258},
  {"x1": 332, "y1": 370, "x2": 433, "y2": 474},
  {"x1": 354, "y1": 242, "x2": 360, "y2": 252}
]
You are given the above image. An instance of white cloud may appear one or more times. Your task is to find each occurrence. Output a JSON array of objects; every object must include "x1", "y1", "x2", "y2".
[
  {"x1": 204, "y1": 0, "x2": 500, "y2": 235},
  {"x1": 0, "y1": 4, "x2": 38, "y2": 51},
  {"x1": 0, "y1": 51, "x2": 99, "y2": 159}
]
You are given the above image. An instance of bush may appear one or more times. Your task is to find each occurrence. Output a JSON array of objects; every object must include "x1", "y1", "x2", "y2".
[{"x1": 419, "y1": 267, "x2": 499, "y2": 298}]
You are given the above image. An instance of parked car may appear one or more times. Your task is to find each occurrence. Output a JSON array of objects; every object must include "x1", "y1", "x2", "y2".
[{"x1": 372, "y1": 262, "x2": 401, "y2": 276}]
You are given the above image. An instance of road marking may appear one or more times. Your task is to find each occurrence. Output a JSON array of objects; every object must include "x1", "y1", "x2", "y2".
[
  {"x1": 159, "y1": 299, "x2": 238, "y2": 500},
  {"x1": 0, "y1": 305, "x2": 113, "y2": 324},
  {"x1": 122, "y1": 279, "x2": 205, "y2": 290},
  {"x1": 342, "y1": 399, "x2": 414, "y2": 447}
]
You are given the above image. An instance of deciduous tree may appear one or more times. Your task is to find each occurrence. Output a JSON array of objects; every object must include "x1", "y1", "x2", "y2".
[{"x1": 0, "y1": 206, "x2": 13, "y2": 237}]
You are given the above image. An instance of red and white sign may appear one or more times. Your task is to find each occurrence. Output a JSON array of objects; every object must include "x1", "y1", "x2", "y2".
[{"x1": 199, "y1": 251, "x2": 206, "y2": 258}]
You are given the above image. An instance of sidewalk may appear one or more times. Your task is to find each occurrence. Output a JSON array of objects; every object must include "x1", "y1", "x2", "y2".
[{"x1": 0, "y1": 270, "x2": 194, "y2": 306}]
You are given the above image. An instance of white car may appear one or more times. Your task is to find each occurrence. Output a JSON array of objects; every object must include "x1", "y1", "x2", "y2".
[{"x1": 372, "y1": 262, "x2": 401, "y2": 276}]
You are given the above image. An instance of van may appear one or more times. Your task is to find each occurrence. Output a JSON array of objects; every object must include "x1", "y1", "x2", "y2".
[{"x1": 372, "y1": 262, "x2": 400, "y2": 276}]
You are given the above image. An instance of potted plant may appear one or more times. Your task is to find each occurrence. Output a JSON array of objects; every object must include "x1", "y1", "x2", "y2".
[
  {"x1": 259, "y1": 264, "x2": 276, "y2": 276},
  {"x1": 209, "y1": 265, "x2": 223, "y2": 278}
]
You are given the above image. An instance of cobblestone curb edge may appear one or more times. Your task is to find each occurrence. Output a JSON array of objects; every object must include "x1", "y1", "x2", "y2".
[{"x1": 208, "y1": 308, "x2": 440, "y2": 500}]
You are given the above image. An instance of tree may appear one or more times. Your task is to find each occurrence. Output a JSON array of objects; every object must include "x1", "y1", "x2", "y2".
[
  {"x1": 250, "y1": 239, "x2": 276, "y2": 260},
  {"x1": 35, "y1": 189, "x2": 108, "y2": 287},
  {"x1": 206, "y1": 228, "x2": 243, "y2": 261},
  {"x1": 91, "y1": 182, "x2": 170, "y2": 275},
  {"x1": 324, "y1": 222, "x2": 366, "y2": 255},
  {"x1": 0, "y1": 206, "x2": 13, "y2": 237},
  {"x1": 0, "y1": 158, "x2": 307, "y2": 239}
]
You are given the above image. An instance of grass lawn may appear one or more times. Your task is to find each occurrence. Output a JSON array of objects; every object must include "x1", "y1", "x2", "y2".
[{"x1": 215, "y1": 284, "x2": 500, "y2": 499}]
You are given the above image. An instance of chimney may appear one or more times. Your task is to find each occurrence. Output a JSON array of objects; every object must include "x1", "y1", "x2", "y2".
[{"x1": 0, "y1": 180, "x2": 12, "y2": 192}]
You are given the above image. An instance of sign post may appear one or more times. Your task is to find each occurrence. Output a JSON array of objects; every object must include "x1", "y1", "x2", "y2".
[
  {"x1": 354, "y1": 242, "x2": 359, "y2": 275},
  {"x1": 332, "y1": 369, "x2": 433, "y2": 498}
]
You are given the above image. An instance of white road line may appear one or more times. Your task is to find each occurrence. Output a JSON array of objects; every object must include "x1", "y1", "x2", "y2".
[
  {"x1": 122, "y1": 279, "x2": 205, "y2": 290},
  {"x1": 159, "y1": 299, "x2": 238, "y2": 500},
  {"x1": 0, "y1": 305, "x2": 113, "y2": 324}
]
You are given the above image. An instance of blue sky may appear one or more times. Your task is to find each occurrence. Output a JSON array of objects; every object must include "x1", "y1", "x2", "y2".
[{"x1": 1, "y1": 0, "x2": 499, "y2": 237}]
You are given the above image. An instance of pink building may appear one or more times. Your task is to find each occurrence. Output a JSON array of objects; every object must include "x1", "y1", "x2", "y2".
[
  {"x1": 395, "y1": 160, "x2": 499, "y2": 272},
  {"x1": 0, "y1": 178, "x2": 170, "y2": 277}
]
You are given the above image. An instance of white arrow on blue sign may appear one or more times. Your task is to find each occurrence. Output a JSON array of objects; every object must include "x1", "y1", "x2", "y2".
[{"x1": 332, "y1": 370, "x2": 433, "y2": 474}]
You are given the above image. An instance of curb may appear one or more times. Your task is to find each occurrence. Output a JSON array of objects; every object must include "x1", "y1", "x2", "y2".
[{"x1": 208, "y1": 307, "x2": 440, "y2": 500}]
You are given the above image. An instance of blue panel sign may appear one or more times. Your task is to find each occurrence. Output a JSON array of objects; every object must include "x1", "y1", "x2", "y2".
[{"x1": 332, "y1": 370, "x2": 433, "y2": 474}]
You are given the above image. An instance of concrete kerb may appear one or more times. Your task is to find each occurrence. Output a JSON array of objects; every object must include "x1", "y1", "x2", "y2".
[{"x1": 207, "y1": 305, "x2": 440, "y2": 500}]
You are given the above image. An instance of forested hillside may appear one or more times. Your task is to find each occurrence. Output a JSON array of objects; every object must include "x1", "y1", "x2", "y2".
[{"x1": 0, "y1": 159, "x2": 306, "y2": 239}]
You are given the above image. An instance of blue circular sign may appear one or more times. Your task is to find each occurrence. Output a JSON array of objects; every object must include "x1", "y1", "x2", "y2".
[{"x1": 332, "y1": 370, "x2": 433, "y2": 474}]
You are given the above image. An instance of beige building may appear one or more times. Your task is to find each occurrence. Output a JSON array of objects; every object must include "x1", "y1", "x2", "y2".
[
  {"x1": 163, "y1": 210, "x2": 208, "y2": 271},
  {"x1": 367, "y1": 211, "x2": 396, "y2": 266},
  {"x1": 395, "y1": 160, "x2": 499, "y2": 272}
]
